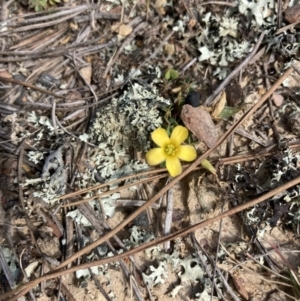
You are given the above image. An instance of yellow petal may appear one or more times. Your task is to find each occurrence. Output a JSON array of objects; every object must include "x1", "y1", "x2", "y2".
[
  {"x1": 151, "y1": 128, "x2": 170, "y2": 147},
  {"x1": 146, "y1": 148, "x2": 166, "y2": 165},
  {"x1": 170, "y1": 125, "x2": 188, "y2": 146},
  {"x1": 177, "y1": 145, "x2": 197, "y2": 161},
  {"x1": 166, "y1": 156, "x2": 182, "y2": 177}
]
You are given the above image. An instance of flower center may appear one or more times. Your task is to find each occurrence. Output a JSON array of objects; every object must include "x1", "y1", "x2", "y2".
[{"x1": 164, "y1": 144, "x2": 178, "y2": 156}]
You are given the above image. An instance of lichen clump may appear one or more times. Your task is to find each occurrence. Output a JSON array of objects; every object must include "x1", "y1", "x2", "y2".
[
  {"x1": 91, "y1": 83, "x2": 170, "y2": 151},
  {"x1": 89, "y1": 82, "x2": 170, "y2": 179}
]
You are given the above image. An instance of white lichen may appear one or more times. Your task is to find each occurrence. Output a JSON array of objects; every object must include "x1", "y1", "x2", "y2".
[{"x1": 219, "y1": 17, "x2": 238, "y2": 38}]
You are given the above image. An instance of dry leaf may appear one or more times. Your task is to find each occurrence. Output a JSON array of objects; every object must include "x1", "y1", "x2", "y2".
[
  {"x1": 80, "y1": 65, "x2": 92, "y2": 85},
  {"x1": 258, "y1": 86, "x2": 266, "y2": 95},
  {"x1": 0, "y1": 70, "x2": 12, "y2": 78},
  {"x1": 46, "y1": 220, "x2": 63, "y2": 238},
  {"x1": 171, "y1": 86, "x2": 182, "y2": 93},
  {"x1": 240, "y1": 75, "x2": 249, "y2": 88},
  {"x1": 111, "y1": 22, "x2": 121, "y2": 32},
  {"x1": 272, "y1": 93, "x2": 284, "y2": 107},
  {"x1": 155, "y1": 0, "x2": 166, "y2": 14},
  {"x1": 164, "y1": 43, "x2": 175, "y2": 56},
  {"x1": 181, "y1": 104, "x2": 218, "y2": 148},
  {"x1": 86, "y1": 55, "x2": 92, "y2": 63},
  {"x1": 60, "y1": 35, "x2": 71, "y2": 45},
  {"x1": 212, "y1": 91, "x2": 226, "y2": 118},
  {"x1": 22, "y1": 163, "x2": 32, "y2": 174},
  {"x1": 231, "y1": 273, "x2": 249, "y2": 300},
  {"x1": 284, "y1": 4, "x2": 300, "y2": 23},
  {"x1": 109, "y1": 6, "x2": 123, "y2": 14},
  {"x1": 119, "y1": 24, "x2": 133, "y2": 37},
  {"x1": 155, "y1": 0, "x2": 166, "y2": 8},
  {"x1": 25, "y1": 261, "x2": 40, "y2": 278},
  {"x1": 69, "y1": 22, "x2": 78, "y2": 31}
]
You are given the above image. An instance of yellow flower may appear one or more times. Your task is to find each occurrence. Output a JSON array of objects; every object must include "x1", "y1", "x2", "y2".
[{"x1": 146, "y1": 126, "x2": 197, "y2": 177}]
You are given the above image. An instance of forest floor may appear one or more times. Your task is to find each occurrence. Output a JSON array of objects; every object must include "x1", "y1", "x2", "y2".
[{"x1": 0, "y1": 0, "x2": 300, "y2": 300}]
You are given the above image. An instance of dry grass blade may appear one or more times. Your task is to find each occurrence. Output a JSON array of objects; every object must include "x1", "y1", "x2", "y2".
[
  {"x1": 1, "y1": 9, "x2": 86, "y2": 34},
  {"x1": 199, "y1": 1, "x2": 237, "y2": 6},
  {"x1": 163, "y1": 187, "x2": 173, "y2": 251},
  {"x1": 53, "y1": 168, "x2": 168, "y2": 201},
  {"x1": 60, "y1": 173, "x2": 168, "y2": 207},
  {"x1": 9, "y1": 30, "x2": 53, "y2": 50},
  {"x1": 0, "y1": 41, "x2": 116, "y2": 62},
  {"x1": 1, "y1": 4, "x2": 89, "y2": 26},
  {"x1": 0, "y1": 76, "x2": 65, "y2": 99},
  {"x1": 0, "y1": 247, "x2": 15, "y2": 289}
]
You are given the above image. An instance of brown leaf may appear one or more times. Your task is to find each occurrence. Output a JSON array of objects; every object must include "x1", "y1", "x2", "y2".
[
  {"x1": 164, "y1": 43, "x2": 175, "y2": 56},
  {"x1": 284, "y1": 4, "x2": 300, "y2": 23},
  {"x1": 155, "y1": 0, "x2": 166, "y2": 8},
  {"x1": 231, "y1": 273, "x2": 249, "y2": 300},
  {"x1": 69, "y1": 22, "x2": 78, "y2": 31},
  {"x1": 66, "y1": 91, "x2": 81, "y2": 103},
  {"x1": 180, "y1": 104, "x2": 218, "y2": 148},
  {"x1": 118, "y1": 24, "x2": 133, "y2": 37},
  {"x1": 212, "y1": 91, "x2": 226, "y2": 118},
  {"x1": 60, "y1": 35, "x2": 71, "y2": 45},
  {"x1": 0, "y1": 70, "x2": 12, "y2": 79},
  {"x1": 155, "y1": 0, "x2": 166, "y2": 14},
  {"x1": 79, "y1": 65, "x2": 92, "y2": 85},
  {"x1": 111, "y1": 22, "x2": 121, "y2": 32},
  {"x1": 40, "y1": 208, "x2": 63, "y2": 238}
]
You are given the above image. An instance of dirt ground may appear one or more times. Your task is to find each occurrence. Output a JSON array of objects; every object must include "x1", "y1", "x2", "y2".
[{"x1": 0, "y1": 0, "x2": 300, "y2": 300}]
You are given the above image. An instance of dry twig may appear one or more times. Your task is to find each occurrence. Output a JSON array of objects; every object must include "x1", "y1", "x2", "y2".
[{"x1": 0, "y1": 76, "x2": 65, "y2": 99}]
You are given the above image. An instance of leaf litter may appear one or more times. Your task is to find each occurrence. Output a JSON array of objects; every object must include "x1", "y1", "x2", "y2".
[{"x1": 1, "y1": 0, "x2": 300, "y2": 301}]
